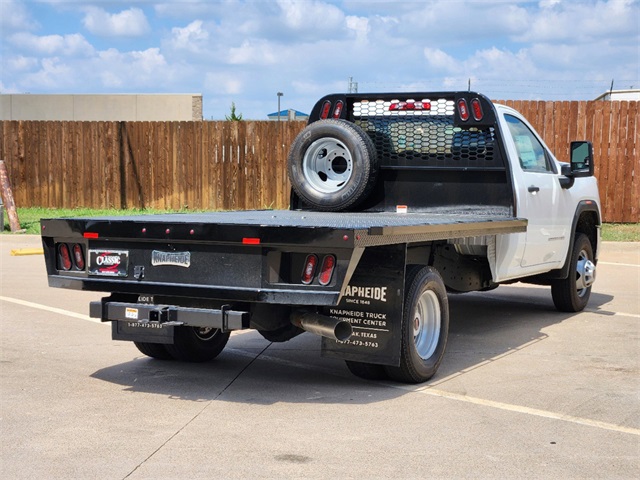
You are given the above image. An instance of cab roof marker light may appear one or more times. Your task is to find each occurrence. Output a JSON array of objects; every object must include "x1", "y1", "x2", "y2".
[
  {"x1": 457, "y1": 98, "x2": 470, "y2": 121},
  {"x1": 471, "y1": 98, "x2": 484, "y2": 121},
  {"x1": 389, "y1": 100, "x2": 431, "y2": 111}
]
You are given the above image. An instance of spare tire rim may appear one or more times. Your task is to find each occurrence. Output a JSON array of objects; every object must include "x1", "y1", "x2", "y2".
[
  {"x1": 576, "y1": 249, "x2": 596, "y2": 297},
  {"x1": 413, "y1": 290, "x2": 441, "y2": 360},
  {"x1": 302, "y1": 137, "x2": 353, "y2": 194}
]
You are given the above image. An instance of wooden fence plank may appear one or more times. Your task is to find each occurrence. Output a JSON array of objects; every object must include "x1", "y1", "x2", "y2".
[
  {"x1": 607, "y1": 102, "x2": 623, "y2": 222},
  {"x1": 613, "y1": 101, "x2": 630, "y2": 223},
  {"x1": 621, "y1": 101, "x2": 638, "y2": 222}
]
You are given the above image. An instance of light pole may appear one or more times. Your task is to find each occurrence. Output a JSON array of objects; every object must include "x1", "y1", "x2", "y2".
[{"x1": 277, "y1": 92, "x2": 283, "y2": 122}]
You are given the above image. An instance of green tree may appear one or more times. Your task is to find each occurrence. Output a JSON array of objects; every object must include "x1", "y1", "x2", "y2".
[{"x1": 225, "y1": 102, "x2": 243, "y2": 121}]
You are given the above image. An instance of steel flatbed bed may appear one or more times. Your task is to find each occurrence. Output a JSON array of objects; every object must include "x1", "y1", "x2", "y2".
[{"x1": 42, "y1": 209, "x2": 526, "y2": 247}]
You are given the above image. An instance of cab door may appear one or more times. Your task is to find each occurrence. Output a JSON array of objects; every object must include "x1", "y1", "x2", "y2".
[{"x1": 503, "y1": 114, "x2": 569, "y2": 268}]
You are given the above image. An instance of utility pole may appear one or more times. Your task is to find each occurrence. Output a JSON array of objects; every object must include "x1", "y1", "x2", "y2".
[
  {"x1": 277, "y1": 92, "x2": 283, "y2": 122},
  {"x1": 348, "y1": 77, "x2": 358, "y2": 93}
]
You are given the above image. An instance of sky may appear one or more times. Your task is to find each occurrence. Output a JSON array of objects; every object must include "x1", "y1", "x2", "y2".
[{"x1": 1, "y1": 0, "x2": 638, "y2": 119}]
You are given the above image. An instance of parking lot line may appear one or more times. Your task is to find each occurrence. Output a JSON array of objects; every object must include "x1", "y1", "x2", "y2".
[
  {"x1": 402, "y1": 386, "x2": 640, "y2": 437},
  {"x1": 598, "y1": 261, "x2": 639, "y2": 268},
  {"x1": 226, "y1": 347, "x2": 640, "y2": 438},
  {"x1": 0, "y1": 295, "x2": 103, "y2": 324}
]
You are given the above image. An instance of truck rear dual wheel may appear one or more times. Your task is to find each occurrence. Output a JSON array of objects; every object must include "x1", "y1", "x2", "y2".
[
  {"x1": 164, "y1": 327, "x2": 230, "y2": 362},
  {"x1": 345, "y1": 266, "x2": 450, "y2": 384},
  {"x1": 134, "y1": 342, "x2": 174, "y2": 360},
  {"x1": 345, "y1": 360, "x2": 388, "y2": 380},
  {"x1": 288, "y1": 119, "x2": 378, "y2": 211},
  {"x1": 385, "y1": 266, "x2": 449, "y2": 384},
  {"x1": 551, "y1": 233, "x2": 596, "y2": 312}
]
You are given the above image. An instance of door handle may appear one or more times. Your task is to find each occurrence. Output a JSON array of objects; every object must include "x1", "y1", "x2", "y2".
[{"x1": 528, "y1": 185, "x2": 540, "y2": 194}]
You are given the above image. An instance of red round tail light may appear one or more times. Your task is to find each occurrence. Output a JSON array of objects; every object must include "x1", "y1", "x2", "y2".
[
  {"x1": 58, "y1": 244, "x2": 72, "y2": 271},
  {"x1": 471, "y1": 98, "x2": 484, "y2": 121},
  {"x1": 301, "y1": 254, "x2": 318, "y2": 284},
  {"x1": 72, "y1": 244, "x2": 85, "y2": 270},
  {"x1": 332, "y1": 100, "x2": 344, "y2": 119},
  {"x1": 318, "y1": 255, "x2": 336, "y2": 286},
  {"x1": 457, "y1": 98, "x2": 470, "y2": 121},
  {"x1": 320, "y1": 101, "x2": 332, "y2": 119}
]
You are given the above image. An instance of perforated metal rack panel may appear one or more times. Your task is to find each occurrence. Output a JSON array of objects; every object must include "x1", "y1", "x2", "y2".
[{"x1": 351, "y1": 97, "x2": 499, "y2": 169}]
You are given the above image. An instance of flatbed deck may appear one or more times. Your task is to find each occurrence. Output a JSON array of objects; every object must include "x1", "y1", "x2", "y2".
[{"x1": 43, "y1": 209, "x2": 526, "y2": 248}]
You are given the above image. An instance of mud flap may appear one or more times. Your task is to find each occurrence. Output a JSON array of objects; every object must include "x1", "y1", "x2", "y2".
[{"x1": 321, "y1": 244, "x2": 406, "y2": 366}]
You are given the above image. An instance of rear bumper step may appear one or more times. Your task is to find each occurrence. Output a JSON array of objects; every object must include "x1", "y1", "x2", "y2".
[{"x1": 90, "y1": 301, "x2": 250, "y2": 331}]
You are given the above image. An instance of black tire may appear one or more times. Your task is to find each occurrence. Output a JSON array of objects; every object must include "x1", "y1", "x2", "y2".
[
  {"x1": 551, "y1": 233, "x2": 596, "y2": 312},
  {"x1": 385, "y1": 266, "x2": 449, "y2": 384},
  {"x1": 288, "y1": 119, "x2": 378, "y2": 211},
  {"x1": 257, "y1": 324, "x2": 304, "y2": 343},
  {"x1": 165, "y1": 327, "x2": 230, "y2": 363},
  {"x1": 345, "y1": 360, "x2": 389, "y2": 380},
  {"x1": 133, "y1": 342, "x2": 174, "y2": 360}
]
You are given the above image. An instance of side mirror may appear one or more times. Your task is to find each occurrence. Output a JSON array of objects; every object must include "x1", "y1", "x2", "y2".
[
  {"x1": 570, "y1": 141, "x2": 594, "y2": 177},
  {"x1": 559, "y1": 163, "x2": 575, "y2": 189}
]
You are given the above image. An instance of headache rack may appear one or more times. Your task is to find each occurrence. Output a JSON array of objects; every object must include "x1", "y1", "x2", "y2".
[{"x1": 304, "y1": 91, "x2": 513, "y2": 213}]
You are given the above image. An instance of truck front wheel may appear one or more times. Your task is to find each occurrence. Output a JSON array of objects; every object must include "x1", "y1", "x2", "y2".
[
  {"x1": 551, "y1": 233, "x2": 596, "y2": 312},
  {"x1": 385, "y1": 266, "x2": 449, "y2": 383},
  {"x1": 165, "y1": 327, "x2": 230, "y2": 362}
]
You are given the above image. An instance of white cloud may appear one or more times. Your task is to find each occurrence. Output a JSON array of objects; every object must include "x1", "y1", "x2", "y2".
[
  {"x1": 278, "y1": 0, "x2": 344, "y2": 31},
  {"x1": 130, "y1": 48, "x2": 167, "y2": 73},
  {"x1": 423, "y1": 47, "x2": 457, "y2": 72},
  {"x1": 0, "y1": 0, "x2": 38, "y2": 31},
  {"x1": 204, "y1": 72, "x2": 243, "y2": 95},
  {"x1": 9, "y1": 32, "x2": 94, "y2": 56},
  {"x1": 516, "y1": 0, "x2": 638, "y2": 43},
  {"x1": 7, "y1": 55, "x2": 39, "y2": 72},
  {"x1": 539, "y1": 0, "x2": 561, "y2": 8},
  {"x1": 0, "y1": 81, "x2": 21, "y2": 93},
  {"x1": 346, "y1": 15, "x2": 369, "y2": 44},
  {"x1": 170, "y1": 20, "x2": 209, "y2": 51},
  {"x1": 82, "y1": 7, "x2": 150, "y2": 37},
  {"x1": 228, "y1": 40, "x2": 278, "y2": 65},
  {"x1": 21, "y1": 57, "x2": 73, "y2": 89},
  {"x1": 274, "y1": 0, "x2": 351, "y2": 42}
]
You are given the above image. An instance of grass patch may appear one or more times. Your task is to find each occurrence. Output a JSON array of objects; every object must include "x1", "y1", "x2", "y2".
[
  {"x1": 601, "y1": 223, "x2": 640, "y2": 242},
  {"x1": 2, "y1": 207, "x2": 639, "y2": 241}
]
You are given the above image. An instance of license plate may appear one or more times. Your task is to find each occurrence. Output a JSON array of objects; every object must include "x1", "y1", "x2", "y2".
[{"x1": 88, "y1": 249, "x2": 129, "y2": 277}]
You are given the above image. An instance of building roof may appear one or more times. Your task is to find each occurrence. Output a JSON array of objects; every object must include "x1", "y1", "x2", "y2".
[
  {"x1": 267, "y1": 109, "x2": 309, "y2": 118},
  {"x1": 593, "y1": 89, "x2": 640, "y2": 101}
]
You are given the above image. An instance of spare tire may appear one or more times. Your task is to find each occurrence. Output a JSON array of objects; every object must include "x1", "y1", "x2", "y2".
[{"x1": 288, "y1": 119, "x2": 378, "y2": 211}]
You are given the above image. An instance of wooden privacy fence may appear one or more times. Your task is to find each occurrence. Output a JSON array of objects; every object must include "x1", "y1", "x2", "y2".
[
  {"x1": 0, "y1": 100, "x2": 638, "y2": 222},
  {"x1": 0, "y1": 121, "x2": 301, "y2": 212}
]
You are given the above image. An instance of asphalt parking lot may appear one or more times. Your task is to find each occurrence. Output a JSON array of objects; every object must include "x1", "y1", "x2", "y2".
[{"x1": 0, "y1": 235, "x2": 638, "y2": 479}]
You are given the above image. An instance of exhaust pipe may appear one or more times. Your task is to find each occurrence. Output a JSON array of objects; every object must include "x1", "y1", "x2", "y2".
[{"x1": 291, "y1": 310, "x2": 353, "y2": 342}]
